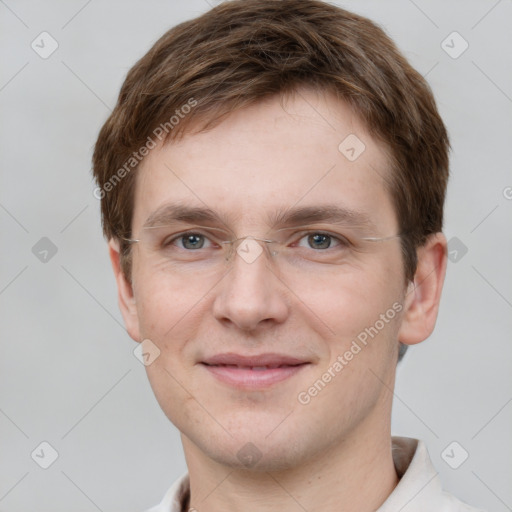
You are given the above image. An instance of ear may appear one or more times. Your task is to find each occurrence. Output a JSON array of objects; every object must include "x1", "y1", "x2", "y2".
[
  {"x1": 398, "y1": 232, "x2": 447, "y2": 346},
  {"x1": 108, "y1": 238, "x2": 141, "y2": 343}
]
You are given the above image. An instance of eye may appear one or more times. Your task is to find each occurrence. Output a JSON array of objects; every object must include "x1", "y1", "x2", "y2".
[
  {"x1": 164, "y1": 232, "x2": 213, "y2": 250},
  {"x1": 296, "y1": 232, "x2": 349, "y2": 250}
]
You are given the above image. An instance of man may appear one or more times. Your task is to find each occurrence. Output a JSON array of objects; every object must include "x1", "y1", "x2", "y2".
[{"x1": 92, "y1": 1, "x2": 484, "y2": 510}]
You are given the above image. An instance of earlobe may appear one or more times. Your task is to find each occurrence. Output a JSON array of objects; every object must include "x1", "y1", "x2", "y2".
[
  {"x1": 398, "y1": 233, "x2": 447, "y2": 346},
  {"x1": 108, "y1": 239, "x2": 141, "y2": 342}
]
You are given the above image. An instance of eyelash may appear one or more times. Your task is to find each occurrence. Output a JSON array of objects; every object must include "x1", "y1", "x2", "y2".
[{"x1": 162, "y1": 230, "x2": 352, "y2": 251}]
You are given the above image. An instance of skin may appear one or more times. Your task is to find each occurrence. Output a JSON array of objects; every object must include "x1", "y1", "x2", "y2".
[{"x1": 109, "y1": 88, "x2": 447, "y2": 512}]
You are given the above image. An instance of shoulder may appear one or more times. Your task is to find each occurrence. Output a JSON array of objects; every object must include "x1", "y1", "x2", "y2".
[
  {"x1": 141, "y1": 472, "x2": 189, "y2": 512},
  {"x1": 383, "y1": 437, "x2": 487, "y2": 512}
]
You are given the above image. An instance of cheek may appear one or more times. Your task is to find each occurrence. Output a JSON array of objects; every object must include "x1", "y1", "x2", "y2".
[
  {"x1": 133, "y1": 271, "x2": 206, "y2": 380},
  {"x1": 136, "y1": 280, "x2": 201, "y2": 423},
  {"x1": 320, "y1": 265, "x2": 404, "y2": 371},
  {"x1": 144, "y1": 362, "x2": 197, "y2": 432},
  {"x1": 133, "y1": 269, "x2": 202, "y2": 339},
  {"x1": 293, "y1": 262, "x2": 401, "y2": 336}
]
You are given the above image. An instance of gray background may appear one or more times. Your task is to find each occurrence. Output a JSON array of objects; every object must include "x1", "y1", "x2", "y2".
[{"x1": 1, "y1": 0, "x2": 511, "y2": 510}]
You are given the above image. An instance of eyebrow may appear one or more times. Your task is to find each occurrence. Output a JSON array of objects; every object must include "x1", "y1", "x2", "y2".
[
  {"x1": 143, "y1": 203, "x2": 377, "y2": 232},
  {"x1": 268, "y1": 205, "x2": 377, "y2": 231},
  {"x1": 144, "y1": 204, "x2": 224, "y2": 227}
]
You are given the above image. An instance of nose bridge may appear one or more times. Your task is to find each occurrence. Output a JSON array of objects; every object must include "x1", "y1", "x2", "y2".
[
  {"x1": 213, "y1": 236, "x2": 288, "y2": 330},
  {"x1": 227, "y1": 236, "x2": 277, "y2": 263}
]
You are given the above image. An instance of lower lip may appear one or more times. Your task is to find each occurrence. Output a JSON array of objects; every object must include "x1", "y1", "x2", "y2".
[{"x1": 201, "y1": 363, "x2": 309, "y2": 389}]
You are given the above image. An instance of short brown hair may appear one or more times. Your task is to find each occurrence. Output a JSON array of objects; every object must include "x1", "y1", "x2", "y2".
[{"x1": 93, "y1": 0, "x2": 449, "y2": 285}]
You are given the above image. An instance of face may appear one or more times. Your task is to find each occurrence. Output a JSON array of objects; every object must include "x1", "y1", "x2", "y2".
[{"x1": 115, "y1": 88, "x2": 415, "y2": 471}]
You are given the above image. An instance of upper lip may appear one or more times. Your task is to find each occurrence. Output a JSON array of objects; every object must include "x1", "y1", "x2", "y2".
[{"x1": 201, "y1": 352, "x2": 309, "y2": 367}]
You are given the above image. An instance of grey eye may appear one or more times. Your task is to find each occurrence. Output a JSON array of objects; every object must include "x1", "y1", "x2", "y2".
[
  {"x1": 180, "y1": 234, "x2": 206, "y2": 250},
  {"x1": 295, "y1": 232, "x2": 348, "y2": 250},
  {"x1": 307, "y1": 233, "x2": 332, "y2": 249}
]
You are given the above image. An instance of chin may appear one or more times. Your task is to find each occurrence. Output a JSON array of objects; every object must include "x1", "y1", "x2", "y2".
[
  {"x1": 186, "y1": 421, "x2": 313, "y2": 473},
  {"x1": 207, "y1": 440, "x2": 308, "y2": 473}
]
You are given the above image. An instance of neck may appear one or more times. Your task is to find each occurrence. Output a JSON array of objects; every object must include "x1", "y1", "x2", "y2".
[{"x1": 182, "y1": 417, "x2": 398, "y2": 512}]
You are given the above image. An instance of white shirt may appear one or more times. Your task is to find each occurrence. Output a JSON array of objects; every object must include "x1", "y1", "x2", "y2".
[{"x1": 144, "y1": 437, "x2": 485, "y2": 512}]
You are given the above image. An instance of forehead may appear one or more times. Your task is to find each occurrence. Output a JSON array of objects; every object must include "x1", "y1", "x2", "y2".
[{"x1": 132, "y1": 88, "x2": 397, "y2": 233}]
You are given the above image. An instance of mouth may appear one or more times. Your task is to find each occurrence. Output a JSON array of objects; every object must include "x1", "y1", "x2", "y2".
[{"x1": 200, "y1": 353, "x2": 310, "y2": 389}]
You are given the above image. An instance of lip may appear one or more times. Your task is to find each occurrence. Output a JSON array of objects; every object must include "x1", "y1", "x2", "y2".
[
  {"x1": 202, "y1": 352, "x2": 309, "y2": 367},
  {"x1": 200, "y1": 352, "x2": 310, "y2": 390}
]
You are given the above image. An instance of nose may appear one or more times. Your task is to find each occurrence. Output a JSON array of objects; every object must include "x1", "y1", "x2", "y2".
[{"x1": 212, "y1": 238, "x2": 289, "y2": 331}]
